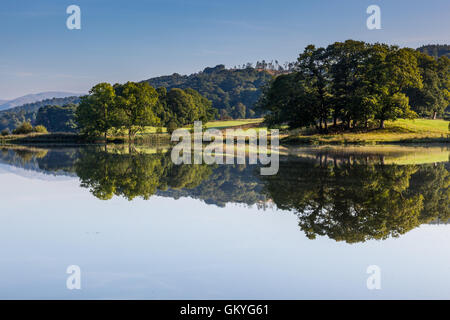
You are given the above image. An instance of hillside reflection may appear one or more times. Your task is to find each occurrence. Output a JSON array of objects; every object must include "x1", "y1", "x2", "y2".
[{"x1": 0, "y1": 145, "x2": 448, "y2": 243}]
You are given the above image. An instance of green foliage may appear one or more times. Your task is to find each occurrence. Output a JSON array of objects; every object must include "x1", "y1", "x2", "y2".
[
  {"x1": 35, "y1": 104, "x2": 77, "y2": 132},
  {"x1": 76, "y1": 83, "x2": 116, "y2": 138},
  {"x1": 33, "y1": 125, "x2": 48, "y2": 133},
  {"x1": 114, "y1": 82, "x2": 160, "y2": 140},
  {"x1": 417, "y1": 44, "x2": 450, "y2": 59},
  {"x1": 260, "y1": 40, "x2": 425, "y2": 130},
  {"x1": 0, "y1": 96, "x2": 80, "y2": 132},
  {"x1": 406, "y1": 54, "x2": 449, "y2": 118},
  {"x1": 75, "y1": 81, "x2": 214, "y2": 139},
  {"x1": 145, "y1": 65, "x2": 273, "y2": 119},
  {"x1": 12, "y1": 122, "x2": 34, "y2": 134},
  {"x1": 166, "y1": 121, "x2": 178, "y2": 134}
]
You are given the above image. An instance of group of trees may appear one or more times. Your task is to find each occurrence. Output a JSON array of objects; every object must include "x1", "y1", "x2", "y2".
[
  {"x1": 260, "y1": 40, "x2": 450, "y2": 131},
  {"x1": 417, "y1": 44, "x2": 450, "y2": 59},
  {"x1": 35, "y1": 104, "x2": 77, "y2": 133},
  {"x1": 0, "y1": 96, "x2": 80, "y2": 132},
  {"x1": 232, "y1": 60, "x2": 297, "y2": 73},
  {"x1": 0, "y1": 121, "x2": 48, "y2": 135},
  {"x1": 76, "y1": 82, "x2": 215, "y2": 139},
  {"x1": 146, "y1": 64, "x2": 273, "y2": 119}
]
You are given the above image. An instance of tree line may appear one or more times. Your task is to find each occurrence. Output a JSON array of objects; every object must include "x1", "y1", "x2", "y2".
[
  {"x1": 76, "y1": 82, "x2": 216, "y2": 140},
  {"x1": 259, "y1": 40, "x2": 450, "y2": 131},
  {"x1": 146, "y1": 64, "x2": 273, "y2": 119}
]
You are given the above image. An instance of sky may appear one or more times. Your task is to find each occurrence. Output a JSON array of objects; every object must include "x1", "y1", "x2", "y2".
[{"x1": 0, "y1": 0, "x2": 449, "y2": 99}]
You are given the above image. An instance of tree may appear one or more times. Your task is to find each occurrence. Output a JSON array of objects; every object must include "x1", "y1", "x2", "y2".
[
  {"x1": 184, "y1": 88, "x2": 216, "y2": 122},
  {"x1": 144, "y1": 65, "x2": 273, "y2": 119},
  {"x1": 327, "y1": 40, "x2": 369, "y2": 128},
  {"x1": 259, "y1": 73, "x2": 315, "y2": 129},
  {"x1": 296, "y1": 45, "x2": 332, "y2": 131},
  {"x1": 33, "y1": 125, "x2": 48, "y2": 133},
  {"x1": 163, "y1": 88, "x2": 214, "y2": 127},
  {"x1": 76, "y1": 83, "x2": 116, "y2": 139},
  {"x1": 35, "y1": 104, "x2": 77, "y2": 132},
  {"x1": 406, "y1": 53, "x2": 450, "y2": 118},
  {"x1": 114, "y1": 82, "x2": 160, "y2": 141},
  {"x1": 366, "y1": 46, "x2": 422, "y2": 128},
  {"x1": 12, "y1": 122, "x2": 34, "y2": 134}
]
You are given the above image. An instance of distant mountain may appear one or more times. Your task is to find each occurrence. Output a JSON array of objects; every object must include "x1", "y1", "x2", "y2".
[
  {"x1": 0, "y1": 100, "x2": 8, "y2": 105},
  {"x1": 0, "y1": 91, "x2": 82, "y2": 111},
  {"x1": 417, "y1": 44, "x2": 450, "y2": 59},
  {"x1": 143, "y1": 65, "x2": 274, "y2": 119}
]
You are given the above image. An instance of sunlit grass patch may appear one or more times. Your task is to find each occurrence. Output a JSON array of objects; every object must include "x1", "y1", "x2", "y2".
[{"x1": 283, "y1": 119, "x2": 449, "y2": 145}]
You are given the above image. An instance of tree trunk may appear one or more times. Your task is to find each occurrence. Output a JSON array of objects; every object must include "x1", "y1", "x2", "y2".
[
  {"x1": 333, "y1": 116, "x2": 337, "y2": 127},
  {"x1": 379, "y1": 120, "x2": 385, "y2": 129},
  {"x1": 432, "y1": 111, "x2": 437, "y2": 120}
]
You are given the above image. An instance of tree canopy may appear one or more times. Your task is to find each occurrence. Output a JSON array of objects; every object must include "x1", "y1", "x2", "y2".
[
  {"x1": 75, "y1": 81, "x2": 215, "y2": 139},
  {"x1": 259, "y1": 40, "x2": 449, "y2": 131},
  {"x1": 145, "y1": 65, "x2": 273, "y2": 119}
]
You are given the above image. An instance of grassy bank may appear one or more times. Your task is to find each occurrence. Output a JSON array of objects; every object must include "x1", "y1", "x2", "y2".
[
  {"x1": 2, "y1": 118, "x2": 448, "y2": 146},
  {"x1": 282, "y1": 119, "x2": 449, "y2": 145}
]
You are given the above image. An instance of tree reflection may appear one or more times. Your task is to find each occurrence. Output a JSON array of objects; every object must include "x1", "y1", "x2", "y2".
[
  {"x1": 75, "y1": 148, "x2": 213, "y2": 200},
  {"x1": 1, "y1": 146, "x2": 448, "y2": 243},
  {"x1": 263, "y1": 156, "x2": 449, "y2": 243}
]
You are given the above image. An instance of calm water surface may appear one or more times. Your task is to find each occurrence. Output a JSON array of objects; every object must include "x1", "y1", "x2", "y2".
[{"x1": 0, "y1": 145, "x2": 449, "y2": 299}]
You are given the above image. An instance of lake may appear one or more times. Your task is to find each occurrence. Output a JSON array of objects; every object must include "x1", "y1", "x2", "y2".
[{"x1": 0, "y1": 144, "x2": 449, "y2": 299}]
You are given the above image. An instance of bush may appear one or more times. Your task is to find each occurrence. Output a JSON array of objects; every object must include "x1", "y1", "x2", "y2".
[
  {"x1": 167, "y1": 121, "x2": 178, "y2": 134},
  {"x1": 1, "y1": 129, "x2": 10, "y2": 136},
  {"x1": 34, "y1": 125, "x2": 48, "y2": 133},
  {"x1": 12, "y1": 122, "x2": 34, "y2": 135}
]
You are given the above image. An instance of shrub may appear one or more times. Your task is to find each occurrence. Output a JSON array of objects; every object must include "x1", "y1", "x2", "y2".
[
  {"x1": 34, "y1": 125, "x2": 48, "y2": 133},
  {"x1": 167, "y1": 121, "x2": 178, "y2": 134},
  {"x1": 1, "y1": 129, "x2": 10, "y2": 136},
  {"x1": 12, "y1": 122, "x2": 34, "y2": 135}
]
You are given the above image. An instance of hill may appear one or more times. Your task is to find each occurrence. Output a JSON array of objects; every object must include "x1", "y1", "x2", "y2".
[
  {"x1": 417, "y1": 44, "x2": 450, "y2": 59},
  {"x1": 143, "y1": 65, "x2": 274, "y2": 119},
  {"x1": 0, "y1": 91, "x2": 81, "y2": 111},
  {"x1": 0, "y1": 96, "x2": 81, "y2": 131}
]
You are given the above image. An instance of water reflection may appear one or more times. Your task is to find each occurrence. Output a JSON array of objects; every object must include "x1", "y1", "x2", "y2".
[{"x1": 0, "y1": 145, "x2": 448, "y2": 243}]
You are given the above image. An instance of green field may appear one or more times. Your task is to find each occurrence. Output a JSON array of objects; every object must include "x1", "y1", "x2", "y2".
[{"x1": 282, "y1": 119, "x2": 450, "y2": 145}]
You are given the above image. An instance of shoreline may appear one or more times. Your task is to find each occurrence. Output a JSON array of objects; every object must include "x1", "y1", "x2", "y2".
[{"x1": 1, "y1": 134, "x2": 448, "y2": 147}]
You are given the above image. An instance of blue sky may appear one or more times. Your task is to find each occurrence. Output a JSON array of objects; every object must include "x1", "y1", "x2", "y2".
[{"x1": 0, "y1": 0, "x2": 449, "y2": 99}]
